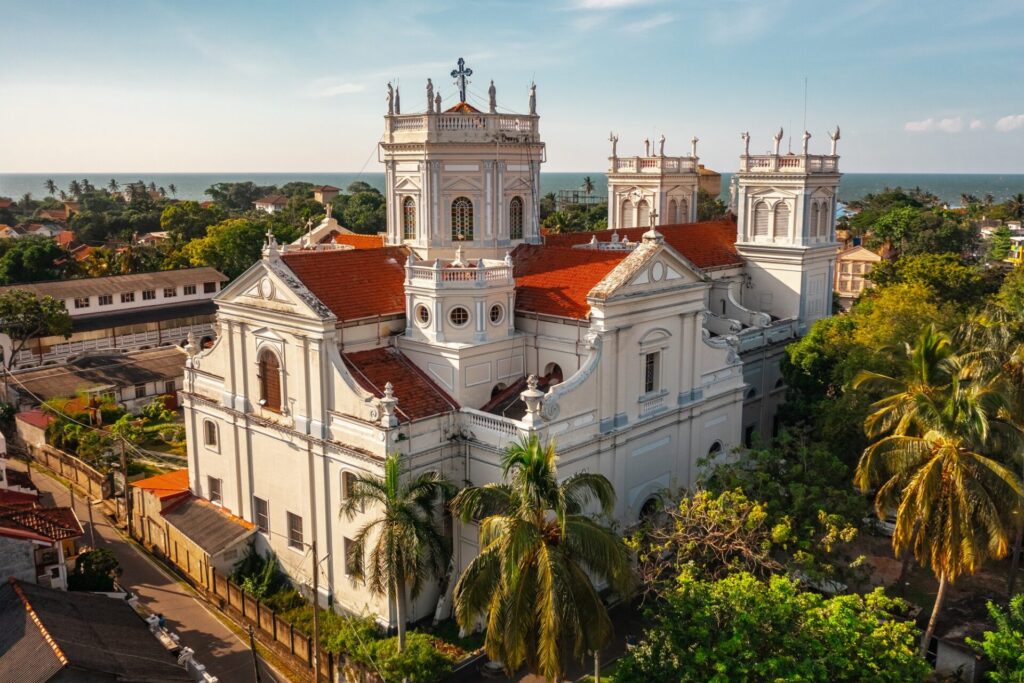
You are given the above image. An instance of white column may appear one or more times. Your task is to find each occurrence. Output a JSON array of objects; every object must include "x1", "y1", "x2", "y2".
[
  {"x1": 431, "y1": 161, "x2": 440, "y2": 243},
  {"x1": 497, "y1": 161, "x2": 505, "y2": 240},
  {"x1": 484, "y1": 161, "x2": 493, "y2": 240}
]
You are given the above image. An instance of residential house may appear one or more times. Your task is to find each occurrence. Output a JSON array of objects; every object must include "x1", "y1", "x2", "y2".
[
  {"x1": 254, "y1": 194, "x2": 289, "y2": 214},
  {"x1": 312, "y1": 185, "x2": 341, "y2": 205},
  {"x1": 834, "y1": 245, "x2": 882, "y2": 308}
]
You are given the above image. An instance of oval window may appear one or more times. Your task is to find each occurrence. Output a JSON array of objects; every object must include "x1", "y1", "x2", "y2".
[
  {"x1": 489, "y1": 304, "x2": 504, "y2": 325},
  {"x1": 416, "y1": 305, "x2": 430, "y2": 326},
  {"x1": 449, "y1": 306, "x2": 470, "y2": 327}
]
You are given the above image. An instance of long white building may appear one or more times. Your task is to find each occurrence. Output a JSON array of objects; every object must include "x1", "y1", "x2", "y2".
[{"x1": 180, "y1": 61, "x2": 841, "y2": 626}]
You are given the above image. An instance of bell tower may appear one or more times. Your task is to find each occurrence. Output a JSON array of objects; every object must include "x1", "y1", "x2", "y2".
[
  {"x1": 379, "y1": 58, "x2": 545, "y2": 260},
  {"x1": 733, "y1": 127, "x2": 842, "y2": 329},
  {"x1": 606, "y1": 134, "x2": 700, "y2": 230}
]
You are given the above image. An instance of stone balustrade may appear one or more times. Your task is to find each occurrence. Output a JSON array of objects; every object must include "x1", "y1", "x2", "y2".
[
  {"x1": 740, "y1": 154, "x2": 839, "y2": 174},
  {"x1": 405, "y1": 261, "x2": 514, "y2": 288},
  {"x1": 609, "y1": 156, "x2": 698, "y2": 174},
  {"x1": 385, "y1": 112, "x2": 539, "y2": 143}
]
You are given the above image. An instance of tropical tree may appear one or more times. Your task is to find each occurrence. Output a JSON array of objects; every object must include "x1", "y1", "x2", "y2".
[
  {"x1": 451, "y1": 435, "x2": 632, "y2": 681},
  {"x1": 108, "y1": 178, "x2": 119, "y2": 193},
  {"x1": 581, "y1": 176, "x2": 595, "y2": 195},
  {"x1": 854, "y1": 326, "x2": 1024, "y2": 654},
  {"x1": 19, "y1": 193, "x2": 32, "y2": 210},
  {"x1": 168, "y1": 183, "x2": 177, "y2": 197},
  {"x1": 1007, "y1": 192, "x2": 1024, "y2": 220},
  {"x1": 68, "y1": 180, "x2": 82, "y2": 199},
  {"x1": 339, "y1": 452, "x2": 453, "y2": 651},
  {"x1": 44, "y1": 179, "x2": 57, "y2": 196},
  {"x1": 0, "y1": 289, "x2": 72, "y2": 370}
]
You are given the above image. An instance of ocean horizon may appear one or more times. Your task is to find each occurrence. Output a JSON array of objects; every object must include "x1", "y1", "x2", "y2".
[{"x1": 2, "y1": 171, "x2": 1023, "y2": 208}]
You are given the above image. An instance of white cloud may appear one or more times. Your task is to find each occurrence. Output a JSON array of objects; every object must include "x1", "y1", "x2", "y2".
[
  {"x1": 572, "y1": 0, "x2": 654, "y2": 8},
  {"x1": 995, "y1": 114, "x2": 1024, "y2": 132},
  {"x1": 903, "y1": 116, "x2": 963, "y2": 133},
  {"x1": 624, "y1": 12, "x2": 676, "y2": 32},
  {"x1": 305, "y1": 81, "x2": 366, "y2": 98},
  {"x1": 970, "y1": 119, "x2": 984, "y2": 130}
]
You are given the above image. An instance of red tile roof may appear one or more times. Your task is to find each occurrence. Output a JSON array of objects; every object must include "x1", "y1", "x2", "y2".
[
  {"x1": 444, "y1": 102, "x2": 481, "y2": 114},
  {"x1": 543, "y1": 219, "x2": 742, "y2": 270},
  {"x1": 131, "y1": 469, "x2": 190, "y2": 501},
  {"x1": 0, "y1": 199, "x2": 12, "y2": 209},
  {"x1": 54, "y1": 230, "x2": 75, "y2": 248},
  {"x1": 38, "y1": 208, "x2": 68, "y2": 221},
  {"x1": 512, "y1": 244, "x2": 627, "y2": 319},
  {"x1": 0, "y1": 504, "x2": 82, "y2": 543},
  {"x1": 332, "y1": 232, "x2": 386, "y2": 249},
  {"x1": 343, "y1": 347, "x2": 458, "y2": 421},
  {"x1": 281, "y1": 247, "x2": 408, "y2": 321},
  {"x1": 71, "y1": 245, "x2": 94, "y2": 261},
  {"x1": 15, "y1": 410, "x2": 52, "y2": 430},
  {"x1": 255, "y1": 194, "x2": 288, "y2": 206},
  {"x1": 313, "y1": 185, "x2": 340, "y2": 192}
]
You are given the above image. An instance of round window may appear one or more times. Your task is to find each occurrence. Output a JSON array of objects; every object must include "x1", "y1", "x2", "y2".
[
  {"x1": 415, "y1": 305, "x2": 430, "y2": 326},
  {"x1": 489, "y1": 304, "x2": 504, "y2": 325},
  {"x1": 449, "y1": 306, "x2": 470, "y2": 327}
]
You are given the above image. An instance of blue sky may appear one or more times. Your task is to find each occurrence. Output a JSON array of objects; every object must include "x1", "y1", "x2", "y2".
[{"x1": 2, "y1": 0, "x2": 1022, "y2": 173}]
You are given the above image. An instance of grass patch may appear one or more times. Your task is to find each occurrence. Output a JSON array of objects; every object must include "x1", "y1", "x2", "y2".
[{"x1": 578, "y1": 658, "x2": 621, "y2": 682}]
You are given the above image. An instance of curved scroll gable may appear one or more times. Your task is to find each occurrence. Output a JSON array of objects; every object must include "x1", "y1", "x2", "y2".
[
  {"x1": 541, "y1": 331, "x2": 603, "y2": 420},
  {"x1": 700, "y1": 323, "x2": 741, "y2": 366}
]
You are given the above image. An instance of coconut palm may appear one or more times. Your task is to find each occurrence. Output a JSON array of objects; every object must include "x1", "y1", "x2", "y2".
[
  {"x1": 168, "y1": 183, "x2": 177, "y2": 197},
  {"x1": 19, "y1": 193, "x2": 32, "y2": 210},
  {"x1": 339, "y1": 451, "x2": 453, "y2": 651},
  {"x1": 581, "y1": 176, "x2": 595, "y2": 196},
  {"x1": 68, "y1": 180, "x2": 82, "y2": 198},
  {"x1": 855, "y1": 327, "x2": 1023, "y2": 655},
  {"x1": 108, "y1": 178, "x2": 120, "y2": 193},
  {"x1": 44, "y1": 179, "x2": 57, "y2": 196},
  {"x1": 451, "y1": 435, "x2": 632, "y2": 681},
  {"x1": 1008, "y1": 193, "x2": 1024, "y2": 220}
]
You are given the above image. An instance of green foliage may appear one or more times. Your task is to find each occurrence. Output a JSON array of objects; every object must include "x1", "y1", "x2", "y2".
[
  {"x1": 109, "y1": 414, "x2": 144, "y2": 445},
  {"x1": 231, "y1": 541, "x2": 285, "y2": 600},
  {"x1": 335, "y1": 188, "x2": 385, "y2": 234},
  {"x1": 990, "y1": 225, "x2": 1013, "y2": 261},
  {"x1": 0, "y1": 237, "x2": 68, "y2": 285},
  {"x1": 140, "y1": 397, "x2": 176, "y2": 423},
  {"x1": 0, "y1": 289, "x2": 72, "y2": 368},
  {"x1": 159, "y1": 201, "x2": 224, "y2": 242},
  {"x1": 204, "y1": 181, "x2": 277, "y2": 211},
  {"x1": 183, "y1": 217, "x2": 299, "y2": 279},
  {"x1": 68, "y1": 548, "x2": 120, "y2": 591},
  {"x1": 542, "y1": 202, "x2": 607, "y2": 234},
  {"x1": 369, "y1": 632, "x2": 455, "y2": 683},
  {"x1": 968, "y1": 595, "x2": 1024, "y2": 682},
  {"x1": 868, "y1": 253, "x2": 993, "y2": 307},
  {"x1": 696, "y1": 187, "x2": 727, "y2": 221},
  {"x1": 615, "y1": 572, "x2": 929, "y2": 683},
  {"x1": 996, "y1": 266, "x2": 1024, "y2": 318}
]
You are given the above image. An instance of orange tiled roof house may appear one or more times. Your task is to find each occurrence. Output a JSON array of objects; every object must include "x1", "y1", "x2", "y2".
[{"x1": 180, "y1": 60, "x2": 842, "y2": 628}]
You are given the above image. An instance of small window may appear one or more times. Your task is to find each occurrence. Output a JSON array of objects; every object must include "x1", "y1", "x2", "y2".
[
  {"x1": 184, "y1": 284, "x2": 197, "y2": 295},
  {"x1": 344, "y1": 537, "x2": 362, "y2": 576},
  {"x1": 643, "y1": 352, "x2": 660, "y2": 394},
  {"x1": 164, "y1": 287, "x2": 177, "y2": 298},
  {"x1": 449, "y1": 306, "x2": 470, "y2": 327},
  {"x1": 708, "y1": 441, "x2": 723, "y2": 458},
  {"x1": 164, "y1": 380, "x2": 176, "y2": 394},
  {"x1": 204, "y1": 282, "x2": 217, "y2": 293},
  {"x1": 254, "y1": 497, "x2": 269, "y2": 534},
  {"x1": 415, "y1": 304, "x2": 430, "y2": 327},
  {"x1": 402, "y1": 197, "x2": 416, "y2": 240},
  {"x1": 121, "y1": 292, "x2": 135, "y2": 303},
  {"x1": 287, "y1": 512, "x2": 303, "y2": 549},
  {"x1": 73, "y1": 297, "x2": 90, "y2": 309},
  {"x1": 451, "y1": 197, "x2": 474, "y2": 241},
  {"x1": 509, "y1": 196, "x2": 524, "y2": 240},
  {"x1": 342, "y1": 471, "x2": 356, "y2": 499},
  {"x1": 489, "y1": 304, "x2": 504, "y2": 325},
  {"x1": 744, "y1": 424, "x2": 756, "y2": 448},
  {"x1": 203, "y1": 420, "x2": 218, "y2": 447},
  {"x1": 98, "y1": 294, "x2": 113, "y2": 306},
  {"x1": 142, "y1": 289, "x2": 156, "y2": 301},
  {"x1": 208, "y1": 477, "x2": 222, "y2": 505},
  {"x1": 134, "y1": 384, "x2": 146, "y2": 399}
]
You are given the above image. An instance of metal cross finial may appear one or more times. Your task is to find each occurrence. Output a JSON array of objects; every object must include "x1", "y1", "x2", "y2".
[{"x1": 451, "y1": 57, "x2": 472, "y2": 103}]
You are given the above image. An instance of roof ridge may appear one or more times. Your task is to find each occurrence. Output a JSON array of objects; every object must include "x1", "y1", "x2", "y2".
[{"x1": 9, "y1": 578, "x2": 68, "y2": 667}]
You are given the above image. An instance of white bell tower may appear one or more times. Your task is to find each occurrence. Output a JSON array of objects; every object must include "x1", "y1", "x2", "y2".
[
  {"x1": 606, "y1": 134, "x2": 700, "y2": 230},
  {"x1": 379, "y1": 58, "x2": 545, "y2": 260},
  {"x1": 733, "y1": 127, "x2": 842, "y2": 329}
]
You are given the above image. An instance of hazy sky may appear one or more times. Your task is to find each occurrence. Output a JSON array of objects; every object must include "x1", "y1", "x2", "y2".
[{"x1": 2, "y1": 0, "x2": 1023, "y2": 173}]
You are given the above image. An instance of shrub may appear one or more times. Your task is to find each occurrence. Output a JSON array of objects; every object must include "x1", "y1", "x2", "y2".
[
  {"x1": 369, "y1": 632, "x2": 455, "y2": 683},
  {"x1": 68, "y1": 548, "x2": 120, "y2": 591},
  {"x1": 967, "y1": 595, "x2": 1024, "y2": 683}
]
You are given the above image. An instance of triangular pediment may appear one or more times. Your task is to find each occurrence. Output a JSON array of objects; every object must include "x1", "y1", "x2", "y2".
[
  {"x1": 215, "y1": 258, "x2": 332, "y2": 320},
  {"x1": 747, "y1": 187, "x2": 797, "y2": 199},
  {"x1": 395, "y1": 177, "x2": 421, "y2": 192},
  {"x1": 589, "y1": 240, "x2": 703, "y2": 303},
  {"x1": 442, "y1": 177, "x2": 482, "y2": 192},
  {"x1": 504, "y1": 176, "x2": 532, "y2": 191}
]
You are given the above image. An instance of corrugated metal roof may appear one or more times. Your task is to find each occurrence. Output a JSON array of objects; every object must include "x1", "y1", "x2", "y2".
[
  {"x1": 162, "y1": 496, "x2": 254, "y2": 556},
  {"x1": 0, "y1": 267, "x2": 227, "y2": 300}
]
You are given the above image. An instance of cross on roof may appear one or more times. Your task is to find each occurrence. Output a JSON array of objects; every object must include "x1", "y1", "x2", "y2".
[{"x1": 451, "y1": 57, "x2": 472, "y2": 104}]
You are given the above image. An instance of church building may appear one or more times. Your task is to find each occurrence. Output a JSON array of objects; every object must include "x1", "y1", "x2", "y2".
[{"x1": 179, "y1": 60, "x2": 842, "y2": 626}]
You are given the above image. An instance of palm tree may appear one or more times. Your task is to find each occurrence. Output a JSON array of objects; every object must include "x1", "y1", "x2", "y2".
[
  {"x1": 44, "y1": 179, "x2": 57, "y2": 196},
  {"x1": 581, "y1": 176, "x2": 595, "y2": 196},
  {"x1": 340, "y1": 451, "x2": 453, "y2": 651},
  {"x1": 168, "y1": 183, "x2": 177, "y2": 198},
  {"x1": 108, "y1": 178, "x2": 120, "y2": 193},
  {"x1": 58, "y1": 190, "x2": 67, "y2": 201},
  {"x1": 158, "y1": 186, "x2": 167, "y2": 198},
  {"x1": 1007, "y1": 193, "x2": 1024, "y2": 220},
  {"x1": 148, "y1": 181, "x2": 157, "y2": 193},
  {"x1": 68, "y1": 180, "x2": 82, "y2": 199},
  {"x1": 985, "y1": 192, "x2": 996, "y2": 208},
  {"x1": 855, "y1": 327, "x2": 1023, "y2": 655},
  {"x1": 451, "y1": 435, "x2": 632, "y2": 681}
]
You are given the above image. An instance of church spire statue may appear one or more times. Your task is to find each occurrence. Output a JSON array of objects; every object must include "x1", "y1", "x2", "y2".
[
  {"x1": 426, "y1": 78, "x2": 434, "y2": 114},
  {"x1": 773, "y1": 127, "x2": 784, "y2": 155},
  {"x1": 829, "y1": 125, "x2": 841, "y2": 155},
  {"x1": 488, "y1": 80, "x2": 496, "y2": 113},
  {"x1": 528, "y1": 83, "x2": 536, "y2": 115},
  {"x1": 802, "y1": 130, "x2": 811, "y2": 155},
  {"x1": 394, "y1": 86, "x2": 401, "y2": 115},
  {"x1": 386, "y1": 82, "x2": 394, "y2": 115}
]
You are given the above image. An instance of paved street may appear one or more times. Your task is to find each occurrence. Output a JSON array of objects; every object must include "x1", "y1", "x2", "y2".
[{"x1": 11, "y1": 459, "x2": 289, "y2": 683}]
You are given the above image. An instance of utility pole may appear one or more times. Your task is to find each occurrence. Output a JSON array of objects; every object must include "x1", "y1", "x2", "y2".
[
  {"x1": 67, "y1": 481, "x2": 74, "y2": 515},
  {"x1": 87, "y1": 499, "x2": 96, "y2": 547},
  {"x1": 119, "y1": 439, "x2": 131, "y2": 538},
  {"x1": 311, "y1": 540, "x2": 321, "y2": 683},
  {"x1": 248, "y1": 625, "x2": 262, "y2": 683}
]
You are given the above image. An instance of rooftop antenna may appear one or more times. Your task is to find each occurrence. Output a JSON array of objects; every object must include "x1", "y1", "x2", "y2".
[{"x1": 803, "y1": 76, "x2": 808, "y2": 136}]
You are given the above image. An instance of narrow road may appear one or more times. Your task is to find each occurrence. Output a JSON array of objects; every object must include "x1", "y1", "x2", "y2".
[{"x1": 11, "y1": 459, "x2": 289, "y2": 683}]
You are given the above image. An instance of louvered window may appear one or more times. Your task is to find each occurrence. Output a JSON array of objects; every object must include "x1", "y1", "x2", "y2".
[{"x1": 258, "y1": 350, "x2": 281, "y2": 412}]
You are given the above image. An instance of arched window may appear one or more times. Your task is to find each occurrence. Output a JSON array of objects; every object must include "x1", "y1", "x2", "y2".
[
  {"x1": 509, "y1": 196, "x2": 524, "y2": 240},
  {"x1": 491, "y1": 382, "x2": 507, "y2": 399},
  {"x1": 639, "y1": 497, "x2": 661, "y2": 521},
  {"x1": 773, "y1": 201, "x2": 790, "y2": 239},
  {"x1": 451, "y1": 197, "x2": 473, "y2": 241},
  {"x1": 809, "y1": 201, "x2": 820, "y2": 238},
  {"x1": 544, "y1": 362, "x2": 563, "y2": 385},
  {"x1": 637, "y1": 199, "x2": 650, "y2": 229},
  {"x1": 402, "y1": 197, "x2": 416, "y2": 240},
  {"x1": 258, "y1": 349, "x2": 282, "y2": 412},
  {"x1": 621, "y1": 199, "x2": 634, "y2": 228},
  {"x1": 753, "y1": 201, "x2": 769, "y2": 237},
  {"x1": 678, "y1": 198, "x2": 689, "y2": 223},
  {"x1": 667, "y1": 199, "x2": 678, "y2": 224},
  {"x1": 818, "y1": 200, "x2": 830, "y2": 237},
  {"x1": 203, "y1": 420, "x2": 218, "y2": 448},
  {"x1": 707, "y1": 441, "x2": 723, "y2": 458}
]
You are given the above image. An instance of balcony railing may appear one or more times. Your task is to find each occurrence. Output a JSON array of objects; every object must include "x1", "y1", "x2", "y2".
[
  {"x1": 610, "y1": 156, "x2": 698, "y2": 174},
  {"x1": 385, "y1": 113, "x2": 539, "y2": 142},
  {"x1": 406, "y1": 263, "x2": 514, "y2": 287},
  {"x1": 740, "y1": 154, "x2": 839, "y2": 174}
]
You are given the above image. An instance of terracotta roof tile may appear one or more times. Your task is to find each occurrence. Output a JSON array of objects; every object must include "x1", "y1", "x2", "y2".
[
  {"x1": 16, "y1": 409, "x2": 52, "y2": 430},
  {"x1": 255, "y1": 194, "x2": 288, "y2": 206},
  {"x1": 512, "y1": 244, "x2": 627, "y2": 319},
  {"x1": 543, "y1": 219, "x2": 742, "y2": 270},
  {"x1": 131, "y1": 469, "x2": 190, "y2": 500},
  {"x1": 343, "y1": 347, "x2": 458, "y2": 422},
  {"x1": 332, "y1": 232, "x2": 386, "y2": 249},
  {"x1": 444, "y1": 102, "x2": 481, "y2": 113},
  {"x1": 0, "y1": 505, "x2": 83, "y2": 543},
  {"x1": 281, "y1": 247, "x2": 408, "y2": 321},
  {"x1": 0, "y1": 199, "x2": 12, "y2": 209},
  {"x1": 313, "y1": 185, "x2": 340, "y2": 192}
]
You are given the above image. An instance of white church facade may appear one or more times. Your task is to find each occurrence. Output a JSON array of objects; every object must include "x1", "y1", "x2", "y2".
[{"x1": 179, "y1": 61, "x2": 842, "y2": 626}]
